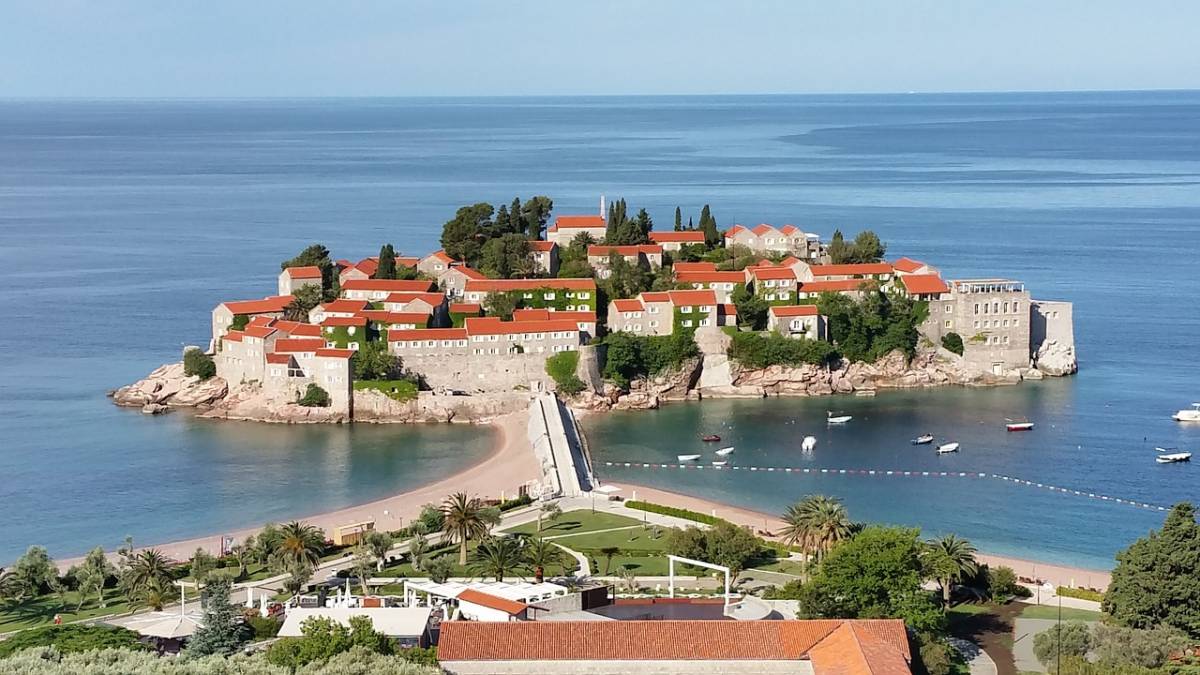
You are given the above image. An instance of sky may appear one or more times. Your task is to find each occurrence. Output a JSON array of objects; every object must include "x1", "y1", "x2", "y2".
[{"x1": 2, "y1": 0, "x2": 1197, "y2": 98}]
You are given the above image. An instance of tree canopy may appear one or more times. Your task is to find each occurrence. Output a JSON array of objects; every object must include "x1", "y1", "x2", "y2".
[
  {"x1": 604, "y1": 199, "x2": 654, "y2": 245},
  {"x1": 439, "y1": 196, "x2": 554, "y2": 269},
  {"x1": 1104, "y1": 502, "x2": 1200, "y2": 637},
  {"x1": 280, "y1": 244, "x2": 337, "y2": 295},
  {"x1": 817, "y1": 287, "x2": 924, "y2": 363},
  {"x1": 827, "y1": 229, "x2": 888, "y2": 264}
]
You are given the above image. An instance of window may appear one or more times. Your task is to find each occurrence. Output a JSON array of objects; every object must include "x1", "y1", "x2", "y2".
[
  {"x1": 648, "y1": 307, "x2": 659, "y2": 314},
  {"x1": 1002, "y1": 319, "x2": 1009, "y2": 327},
  {"x1": 633, "y1": 324, "x2": 641, "y2": 331},
  {"x1": 1003, "y1": 302, "x2": 1009, "y2": 313},
  {"x1": 1013, "y1": 319, "x2": 1019, "y2": 327},
  {"x1": 347, "y1": 326, "x2": 356, "y2": 335},
  {"x1": 973, "y1": 320, "x2": 980, "y2": 328},
  {"x1": 765, "y1": 294, "x2": 775, "y2": 301},
  {"x1": 983, "y1": 303, "x2": 989, "y2": 314},
  {"x1": 409, "y1": 340, "x2": 420, "y2": 348},
  {"x1": 974, "y1": 303, "x2": 980, "y2": 315},
  {"x1": 1004, "y1": 336, "x2": 1010, "y2": 345},
  {"x1": 488, "y1": 335, "x2": 498, "y2": 342},
  {"x1": 944, "y1": 304, "x2": 952, "y2": 313},
  {"x1": 326, "y1": 341, "x2": 336, "y2": 348},
  {"x1": 474, "y1": 348, "x2": 483, "y2": 355},
  {"x1": 565, "y1": 304, "x2": 575, "y2": 311},
  {"x1": 993, "y1": 302, "x2": 1000, "y2": 313},
  {"x1": 578, "y1": 292, "x2": 590, "y2": 299},
  {"x1": 680, "y1": 306, "x2": 692, "y2": 313},
  {"x1": 544, "y1": 292, "x2": 556, "y2": 300},
  {"x1": 649, "y1": 320, "x2": 658, "y2": 328},
  {"x1": 700, "y1": 319, "x2": 711, "y2": 327},
  {"x1": 945, "y1": 320, "x2": 952, "y2": 328},
  {"x1": 523, "y1": 292, "x2": 533, "y2": 299},
  {"x1": 349, "y1": 342, "x2": 359, "y2": 350},
  {"x1": 682, "y1": 319, "x2": 693, "y2": 328},
  {"x1": 765, "y1": 280, "x2": 776, "y2": 287}
]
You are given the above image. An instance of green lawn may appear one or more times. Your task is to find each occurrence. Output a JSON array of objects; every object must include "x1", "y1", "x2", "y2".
[
  {"x1": 750, "y1": 558, "x2": 807, "y2": 575},
  {"x1": 353, "y1": 379, "x2": 418, "y2": 402},
  {"x1": 0, "y1": 588, "x2": 135, "y2": 633},
  {"x1": 502, "y1": 510, "x2": 646, "y2": 537},
  {"x1": 1018, "y1": 604, "x2": 1103, "y2": 622}
]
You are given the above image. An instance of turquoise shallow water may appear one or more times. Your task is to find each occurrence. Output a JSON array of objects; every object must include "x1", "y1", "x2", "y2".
[{"x1": 1, "y1": 92, "x2": 1198, "y2": 564}]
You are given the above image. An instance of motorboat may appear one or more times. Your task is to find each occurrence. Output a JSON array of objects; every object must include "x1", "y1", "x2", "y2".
[
  {"x1": 715, "y1": 447, "x2": 735, "y2": 456},
  {"x1": 801, "y1": 436, "x2": 817, "y2": 451},
  {"x1": 701, "y1": 434, "x2": 722, "y2": 442},
  {"x1": 1173, "y1": 404, "x2": 1200, "y2": 422},
  {"x1": 936, "y1": 442, "x2": 960, "y2": 454},
  {"x1": 1006, "y1": 419, "x2": 1035, "y2": 432},
  {"x1": 677, "y1": 454, "x2": 702, "y2": 462},
  {"x1": 1155, "y1": 446, "x2": 1179, "y2": 453},
  {"x1": 1157, "y1": 452, "x2": 1192, "y2": 464},
  {"x1": 711, "y1": 460, "x2": 728, "y2": 467},
  {"x1": 911, "y1": 434, "x2": 934, "y2": 445},
  {"x1": 826, "y1": 411, "x2": 852, "y2": 424}
]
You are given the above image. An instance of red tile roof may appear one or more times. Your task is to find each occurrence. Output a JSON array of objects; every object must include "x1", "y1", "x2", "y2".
[
  {"x1": 395, "y1": 256, "x2": 420, "y2": 267},
  {"x1": 283, "y1": 265, "x2": 323, "y2": 279},
  {"x1": 779, "y1": 224, "x2": 800, "y2": 235},
  {"x1": 800, "y1": 279, "x2": 872, "y2": 293},
  {"x1": 751, "y1": 223, "x2": 776, "y2": 236},
  {"x1": 221, "y1": 296, "x2": 293, "y2": 315},
  {"x1": 675, "y1": 270, "x2": 746, "y2": 284},
  {"x1": 749, "y1": 267, "x2": 798, "y2": 280},
  {"x1": 315, "y1": 348, "x2": 356, "y2": 359},
  {"x1": 512, "y1": 309, "x2": 595, "y2": 324},
  {"x1": 271, "y1": 320, "x2": 322, "y2": 337},
  {"x1": 456, "y1": 589, "x2": 527, "y2": 615},
  {"x1": 322, "y1": 316, "x2": 368, "y2": 327},
  {"x1": 724, "y1": 224, "x2": 747, "y2": 236},
  {"x1": 389, "y1": 327, "x2": 468, "y2": 341},
  {"x1": 587, "y1": 244, "x2": 663, "y2": 257},
  {"x1": 528, "y1": 240, "x2": 557, "y2": 252},
  {"x1": 641, "y1": 291, "x2": 671, "y2": 303},
  {"x1": 771, "y1": 305, "x2": 820, "y2": 317},
  {"x1": 424, "y1": 250, "x2": 455, "y2": 264},
  {"x1": 891, "y1": 257, "x2": 927, "y2": 274},
  {"x1": 265, "y1": 353, "x2": 291, "y2": 364},
  {"x1": 672, "y1": 262, "x2": 718, "y2": 273},
  {"x1": 243, "y1": 325, "x2": 277, "y2": 339},
  {"x1": 612, "y1": 299, "x2": 645, "y2": 312},
  {"x1": 341, "y1": 279, "x2": 437, "y2": 292},
  {"x1": 384, "y1": 291, "x2": 446, "y2": 306},
  {"x1": 809, "y1": 263, "x2": 893, "y2": 277},
  {"x1": 317, "y1": 299, "x2": 370, "y2": 314},
  {"x1": 248, "y1": 315, "x2": 275, "y2": 327},
  {"x1": 781, "y1": 256, "x2": 804, "y2": 267},
  {"x1": 721, "y1": 303, "x2": 738, "y2": 316},
  {"x1": 438, "y1": 619, "x2": 910, "y2": 663},
  {"x1": 353, "y1": 258, "x2": 379, "y2": 276},
  {"x1": 898, "y1": 274, "x2": 949, "y2": 295},
  {"x1": 357, "y1": 311, "x2": 431, "y2": 325},
  {"x1": 464, "y1": 316, "x2": 581, "y2": 336},
  {"x1": 649, "y1": 231, "x2": 706, "y2": 243},
  {"x1": 223, "y1": 330, "x2": 244, "y2": 343},
  {"x1": 448, "y1": 303, "x2": 482, "y2": 314},
  {"x1": 274, "y1": 338, "x2": 326, "y2": 353},
  {"x1": 550, "y1": 214, "x2": 606, "y2": 231},
  {"x1": 808, "y1": 622, "x2": 912, "y2": 675},
  {"x1": 667, "y1": 289, "x2": 718, "y2": 306},
  {"x1": 465, "y1": 278, "x2": 596, "y2": 292}
]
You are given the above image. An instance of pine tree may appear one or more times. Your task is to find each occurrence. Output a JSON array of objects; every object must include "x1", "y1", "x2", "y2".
[
  {"x1": 509, "y1": 197, "x2": 524, "y2": 234},
  {"x1": 186, "y1": 577, "x2": 250, "y2": 657},
  {"x1": 674, "y1": 207, "x2": 682, "y2": 231},
  {"x1": 375, "y1": 244, "x2": 396, "y2": 280},
  {"x1": 699, "y1": 204, "x2": 720, "y2": 247}
]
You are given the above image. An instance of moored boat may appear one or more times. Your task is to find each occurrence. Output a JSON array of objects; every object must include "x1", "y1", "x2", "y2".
[
  {"x1": 1006, "y1": 420, "x2": 1035, "y2": 432},
  {"x1": 701, "y1": 434, "x2": 722, "y2": 442},
  {"x1": 936, "y1": 442, "x2": 960, "y2": 454},
  {"x1": 715, "y1": 447, "x2": 735, "y2": 456},
  {"x1": 712, "y1": 460, "x2": 728, "y2": 467},
  {"x1": 826, "y1": 411, "x2": 852, "y2": 424},
  {"x1": 801, "y1": 436, "x2": 817, "y2": 451},
  {"x1": 1173, "y1": 404, "x2": 1200, "y2": 422},
  {"x1": 911, "y1": 434, "x2": 934, "y2": 445},
  {"x1": 677, "y1": 454, "x2": 701, "y2": 462},
  {"x1": 1156, "y1": 452, "x2": 1192, "y2": 464}
]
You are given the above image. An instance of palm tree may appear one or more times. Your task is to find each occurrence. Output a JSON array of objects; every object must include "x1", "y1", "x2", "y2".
[
  {"x1": 470, "y1": 536, "x2": 525, "y2": 582},
  {"x1": 537, "y1": 502, "x2": 563, "y2": 532},
  {"x1": 365, "y1": 531, "x2": 394, "y2": 572},
  {"x1": 779, "y1": 495, "x2": 852, "y2": 564},
  {"x1": 272, "y1": 521, "x2": 325, "y2": 568},
  {"x1": 926, "y1": 534, "x2": 978, "y2": 610},
  {"x1": 408, "y1": 532, "x2": 430, "y2": 572},
  {"x1": 123, "y1": 550, "x2": 178, "y2": 609},
  {"x1": 442, "y1": 493, "x2": 489, "y2": 565},
  {"x1": 523, "y1": 538, "x2": 566, "y2": 579}
]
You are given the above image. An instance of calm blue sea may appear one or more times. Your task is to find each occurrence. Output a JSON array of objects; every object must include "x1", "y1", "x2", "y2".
[{"x1": 1, "y1": 92, "x2": 1198, "y2": 565}]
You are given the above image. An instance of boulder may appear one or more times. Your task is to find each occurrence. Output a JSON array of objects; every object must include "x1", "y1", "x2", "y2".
[
  {"x1": 141, "y1": 403, "x2": 170, "y2": 415},
  {"x1": 112, "y1": 361, "x2": 228, "y2": 408},
  {"x1": 1034, "y1": 340, "x2": 1078, "y2": 376}
]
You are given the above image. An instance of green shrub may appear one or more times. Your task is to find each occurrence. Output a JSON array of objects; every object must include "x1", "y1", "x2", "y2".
[
  {"x1": 0, "y1": 625, "x2": 145, "y2": 658},
  {"x1": 498, "y1": 494, "x2": 533, "y2": 512},
  {"x1": 298, "y1": 383, "x2": 331, "y2": 407},
  {"x1": 247, "y1": 614, "x2": 282, "y2": 639},
  {"x1": 602, "y1": 332, "x2": 697, "y2": 388},
  {"x1": 545, "y1": 351, "x2": 586, "y2": 395},
  {"x1": 625, "y1": 500, "x2": 721, "y2": 526},
  {"x1": 230, "y1": 314, "x2": 251, "y2": 331},
  {"x1": 915, "y1": 634, "x2": 954, "y2": 675},
  {"x1": 941, "y1": 332, "x2": 964, "y2": 356},
  {"x1": 1034, "y1": 622, "x2": 1092, "y2": 668},
  {"x1": 1057, "y1": 586, "x2": 1104, "y2": 602},
  {"x1": 354, "y1": 379, "x2": 418, "y2": 402},
  {"x1": 985, "y1": 565, "x2": 1021, "y2": 600},
  {"x1": 183, "y1": 348, "x2": 216, "y2": 380},
  {"x1": 726, "y1": 331, "x2": 839, "y2": 369}
]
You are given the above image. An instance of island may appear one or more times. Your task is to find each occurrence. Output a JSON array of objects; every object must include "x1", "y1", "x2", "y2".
[{"x1": 111, "y1": 196, "x2": 1078, "y2": 423}]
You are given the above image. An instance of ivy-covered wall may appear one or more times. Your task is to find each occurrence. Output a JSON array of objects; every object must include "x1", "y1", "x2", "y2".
[{"x1": 506, "y1": 287, "x2": 597, "y2": 312}]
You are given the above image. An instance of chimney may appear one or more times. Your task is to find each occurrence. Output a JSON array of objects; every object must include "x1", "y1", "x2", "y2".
[{"x1": 600, "y1": 195, "x2": 606, "y2": 217}]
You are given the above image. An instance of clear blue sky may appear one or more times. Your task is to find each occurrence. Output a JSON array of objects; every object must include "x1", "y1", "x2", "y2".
[{"x1": 2, "y1": 0, "x2": 1196, "y2": 97}]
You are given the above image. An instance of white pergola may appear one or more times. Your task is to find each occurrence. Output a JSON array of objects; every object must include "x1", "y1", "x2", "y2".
[{"x1": 666, "y1": 554, "x2": 732, "y2": 614}]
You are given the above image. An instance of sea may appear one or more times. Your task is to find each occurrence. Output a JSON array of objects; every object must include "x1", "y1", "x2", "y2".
[{"x1": 1, "y1": 92, "x2": 1198, "y2": 566}]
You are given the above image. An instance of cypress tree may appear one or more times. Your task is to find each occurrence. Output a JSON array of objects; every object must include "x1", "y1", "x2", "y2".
[
  {"x1": 376, "y1": 244, "x2": 397, "y2": 279},
  {"x1": 510, "y1": 197, "x2": 523, "y2": 235},
  {"x1": 699, "y1": 204, "x2": 720, "y2": 247},
  {"x1": 496, "y1": 204, "x2": 510, "y2": 235},
  {"x1": 674, "y1": 207, "x2": 682, "y2": 231}
]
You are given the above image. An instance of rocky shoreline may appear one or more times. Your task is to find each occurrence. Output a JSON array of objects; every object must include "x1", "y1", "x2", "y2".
[{"x1": 112, "y1": 327, "x2": 1076, "y2": 423}]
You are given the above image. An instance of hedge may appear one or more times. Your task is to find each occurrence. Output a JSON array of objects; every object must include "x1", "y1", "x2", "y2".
[
  {"x1": 727, "y1": 331, "x2": 838, "y2": 369},
  {"x1": 544, "y1": 351, "x2": 586, "y2": 396},
  {"x1": 624, "y1": 500, "x2": 721, "y2": 526},
  {"x1": 1057, "y1": 586, "x2": 1104, "y2": 602}
]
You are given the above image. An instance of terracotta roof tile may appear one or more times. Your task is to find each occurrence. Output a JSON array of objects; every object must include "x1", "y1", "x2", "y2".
[
  {"x1": 750, "y1": 267, "x2": 798, "y2": 280},
  {"x1": 650, "y1": 231, "x2": 706, "y2": 243},
  {"x1": 448, "y1": 303, "x2": 482, "y2": 314},
  {"x1": 317, "y1": 299, "x2": 370, "y2": 314},
  {"x1": 243, "y1": 325, "x2": 277, "y2": 339},
  {"x1": 667, "y1": 289, "x2": 718, "y2": 306},
  {"x1": 341, "y1": 279, "x2": 436, "y2": 292},
  {"x1": 891, "y1": 257, "x2": 927, "y2": 274},
  {"x1": 809, "y1": 263, "x2": 893, "y2": 277},
  {"x1": 274, "y1": 338, "x2": 326, "y2": 353},
  {"x1": 528, "y1": 240, "x2": 558, "y2": 252},
  {"x1": 672, "y1": 262, "x2": 718, "y2": 273},
  {"x1": 612, "y1": 299, "x2": 645, "y2": 312},
  {"x1": 321, "y1": 316, "x2": 368, "y2": 327},
  {"x1": 384, "y1": 292, "x2": 445, "y2": 306},
  {"x1": 272, "y1": 320, "x2": 322, "y2": 337},
  {"x1": 315, "y1": 348, "x2": 356, "y2": 359},
  {"x1": 221, "y1": 295, "x2": 293, "y2": 315},
  {"x1": 464, "y1": 316, "x2": 581, "y2": 336},
  {"x1": 265, "y1": 353, "x2": 291, "y2": 364},
  {"x1": 550, "y1": 214, "x2": 606, "y2": 230},
  {"x1": 457, "y1": 589, "x2": 527, "y2": 615},
  {"x1": 357, "y1": 311, "x2": 430, "y2": 325},
  {"x1": 465, "y1": 278, "x2": 595, "y2": 292},
  {"x1": 389, "y1": 327, "x2": 468, "y2": 341},
  {"x1": 898, "y1": 274, "x2": 949, "y2": 295},
  {"x1": 283, "y1": 265, "x2": 323, "y2": 279},
  {"x1": 771, "y1": 305, "x2": 820, "y2": 317}
]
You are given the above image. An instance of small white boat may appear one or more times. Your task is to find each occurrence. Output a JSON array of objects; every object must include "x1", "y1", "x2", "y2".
[
  {"x1": 801, "y1": 436, "x2": 817, "y2": 452},
  {"x1": 677, "y1": 454, "x2": 701, "y2": 462},
  {"x1": 911, "y1": 434, "x2": 934, "y2": 445},
  {"x1": 936, "y1": 442, "x2": 960, "y2": 454},
  {"x1": 711, "y1": 460, "x2": 728, "y2": 467},
  {"x1": 826, "y1": 411, "x2": 852, "y2": 424},
  {"x1": 1006, "y1": 420, "x2": 1035, "y2": 432},
  {"x1": 1173, "y1": 404, "x2": 1200, "y2": 422},
  {"x1": 715, "y1": 447, "x2": 735, "y2": 457},
  {"x1": 1156, "y1": 446, "x2": 1178, "y2": 453},
  {"x1": 1157, "y1": 452, "x2": 1192, "y2": 464}
]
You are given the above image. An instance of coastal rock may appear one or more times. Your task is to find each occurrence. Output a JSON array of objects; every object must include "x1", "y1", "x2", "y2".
[
  {"x1": 1034, "y1": 339, "x2": 1078, "y2": 376},
  {"x1": 112, "y1": 362, "x2": 228, "y2": 408},
  {"x1": 141, "y1": 403, "x2": 170, "y2": 415},
  {"x1": 200, "y1": 383, "x2": 351, "y2": 424}
]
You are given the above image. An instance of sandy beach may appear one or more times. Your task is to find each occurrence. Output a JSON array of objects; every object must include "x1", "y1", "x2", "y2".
[
  {"x1": 609, "y1": 482, "x2": 1112, "y2": 590},
  {"x1": 60, "y1": 410, "x2": 538, "y2": 568}
]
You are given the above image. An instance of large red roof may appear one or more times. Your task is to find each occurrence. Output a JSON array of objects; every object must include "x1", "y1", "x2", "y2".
[
  {"x1": 220, "y1": 296, "x2": 293, "y2": 315},
  {"x1": 438, "y1": 619, "x2": 909, "y2": 663},
  {"x1": 283, "y1": 265, "x2": 322, "y2": 279},
  {"x1": 321, "y1": 316, "x2": 368, "y2": 327},
  {"x1": 274, "y1": 338, "x2": 326, "y2": 353},
  {"x1": 672, "y1": 262, "x2": 717, "y2": 273},
  {"x1": 528, "y1": 240, "x2": 557, "y2": 252},
  {"x1": 809, "y1": 263, "x2": 893, "y2": 277},
  {"x1": 448, "y1": 303, "x2": 482, "y2": 314},
  {"x1": 891, "y1": 257, "x2": 927, "y2": 274},
  {"x1": 612, "y1": 299, "x2": 644, "y2": 312},
  {"x1": 675, "y1": 270, "x2": 746, "y2": 284},
  {"x1": 465, "y1": 278, "x2": 596, "y2": 292},
  {"x1": 771, "y1": 305, "x2": 820, "y2": 317},
  {"x1": 464, "y1": 316, "x2": 581, "y2": 336},
  {"x1": 341, "y1": 279, "x2": 436, "y2": 292},
  {"x1": 314, "y1": 348, "x2": 356, "y2": 359},
  {"x1": 271, "y1": 320, "x2": 322, "y2": 337},
  {"x1": 649, "y1": 231, "x2": 706, "y2": 243},
  {"x1": 899, "y1": 274, "x2": 950, "y2": 295},
  {"x1": 667, "y1": 289, "x2": 718, "y2": 306},
  {"x1": 550, "y1": 214, "x2": 606, "y2": 230},
  {"x1": 353, "y1": 258, "x2": 379, "y2": 276},
  {"x1": 384, "y1": 291, "x2": 446, "y2": 306},
  {"x1": 388, "y1": 327, "x2": 468, "y2": 341},
  {"x1": 513, "y1": 308, "x2": 595, "y2": 323},
  {"x1": 456, "y1": 589, "x2": 527, "y2": 615},
  {"x1": 749, "y1": 266, "x2": 798, "y2": 280},
  {"x1": 243, "y1": 325, "x2": 277, "y2": 339},
  {"x1": 447, "y1": 265, "x2": 487, "y2": 280}
]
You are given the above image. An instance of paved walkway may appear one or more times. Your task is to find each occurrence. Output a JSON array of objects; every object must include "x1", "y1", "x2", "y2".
[
  {"x1": 1012, "y1": 617, "x2": 1101, "y2": 674},
  {"x1": 949, "y1": 637, "x2": 999, "y2": 675}
]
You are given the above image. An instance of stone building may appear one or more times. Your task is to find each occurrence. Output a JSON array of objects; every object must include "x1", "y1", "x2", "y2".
[
  {"x1": 586, "y1": 244, "x2": 663, "y2": 279},
  {"x1": 607, "y1": 289, "x2": 730, "y2": 336},
  {"x1": 673, "y1": 267, "x2": 747, "y2": 303},
  {"x1": 924, "y1": 279, "x2": 1032, "y2": 374},
  {"x1": 724, "y1": 223, "x2": 823, "y2": 259},
  {"x1": 462, "y1": 278, "x2": 597, "y2": 312},
  {"x1": 649, "y1": 230, "x2": 706, "y2": 251},
  {"x1": 528, "y1": 240, "x2": 560, "y2": 276},
  {"x1": 767, "y1": 305, "x2": 828, "y2": 340},
  {"x1": 747, "y1": 265, "x2": 800, "y2": 304},
  {"x1": 263, "y1": 346, "x2": 355, "y2": 415},
  {"x1": 546, "y1": 214, "x2": 607, "y2": 246},
  {"x1": 210, "y1": 295, "x2": 293, "y2": 348},
  {"x1": 340, "y1": 279, "x2": 437, "y2": 302},
  {"x1": 277, "y1": 266, "x2": 323, "y2": 296}
]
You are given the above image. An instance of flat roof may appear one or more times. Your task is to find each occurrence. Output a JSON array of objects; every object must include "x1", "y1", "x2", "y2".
[{"x1": 279, "y1": 607, "x2": 432, "y2": 638}]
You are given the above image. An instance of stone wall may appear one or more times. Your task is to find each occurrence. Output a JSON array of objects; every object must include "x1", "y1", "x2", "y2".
[
  {"x1": 404, "y1": 352, "x2": 559, "y2": 394},
  {"x1": 1030, "y1": 300, "x2": 1077, "y2": 376}
]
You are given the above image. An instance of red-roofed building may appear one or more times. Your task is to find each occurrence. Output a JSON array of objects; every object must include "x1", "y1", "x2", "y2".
[
  {"x1": 725, "y1": 223, "x2": 823, "y2": 259},
  {"x1": 513, "y1": 308, "x2": 597, "y2": 339},
  {"x1": 891, "y1": 257, "x2": 936, "y2": 276},
  {"x1": 747, "y1": 266, "x2": 800, "y2": 305},
  {"x1": 271, "y1": 320, "x2": 323, "y2": 338},
  {"x1": 455, "y1": 589, "x2": 528, "y2": 622},
  {"x1": 796, "y1": 278, "x2": 873, "y2": 301},
  {"x1": 382, "y1": 291, "x2": 447, "y2": 317},
  {"x1": 897, "y1": 274, "x2": 950, "y2": 300},
  {"x1": 673, "y1": 269, "x2": 747, "y2": 302},
  {"x1": 768, "y1": 304, "x2": 828, "y2": 340},
  {"x1": 671, "y1": 261, "x2": 717, "y2": 273},
  {"x1": 417, "y1": 250, "x2": 457, "y2": 280},
  {"x1": 338, "y1": 257, "x2": 380, "y2": 285},
  {"x1": 437, "y1": 619, "x2": 911, "y2": 675},
  {"x1": 806, "y1": 263, "x2": 893, "y2": 281},
  {"x1": 608, "y1": 289, "x2": 726, "y2": 336},
  {"x1": 546, "y1": 213, "x2": 607, "y2": 245},
  {"x1": 463, "y1": 278, "x2": 596, "y2": 312},
  {"x1": 341, "y1": 278, "x2": 437, "y2": 301},
  {"x1": 463, "y1": 317, "x2": 583, "y2": 355},
  {"x1": 649, "y1": 230, "x2": 706, "y2": 251},
  {"x1": 278, "y1": 266, "x2": 324, "y2": 296},
  {"x1": 212, "y1": 295, "x2": 293, "y2": 347},
  {"x1": 308, "y1": 299, "x2": 369, "y2": 324},
  {"x1": 440, "y1": 264, "x2": 488, "y2": 298},
  {"x1": 587, "y1": 244, "x2": 663, "y2": 278},
  {"x1": 321, "y1": 316, "x2": 370, "y2": 350},
  {"x1": 527, "y1": 240, "x2": 560, "y2": 276},
  {"x1": 357, "y1": 310, "x2": 432, "y2": 330}
]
